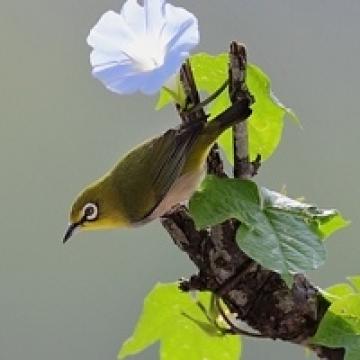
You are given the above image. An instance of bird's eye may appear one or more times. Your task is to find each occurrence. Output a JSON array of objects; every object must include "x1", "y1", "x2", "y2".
[{"x1": 83, "y1": 203, "x2": 98, "y2": 221}]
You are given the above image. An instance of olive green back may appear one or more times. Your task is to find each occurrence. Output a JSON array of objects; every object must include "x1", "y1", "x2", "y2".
[{"x1": 108, "y1": 122, "x2": 204, "y2": 222}]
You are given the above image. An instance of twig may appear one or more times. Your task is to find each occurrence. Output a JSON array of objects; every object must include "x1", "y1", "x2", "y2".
[
  {"x1": 178, "y1": 60, "x2": 226, "y2": 177},
  {"x1": 229, "y1": 42, "x2": 259, "y2": 179}
]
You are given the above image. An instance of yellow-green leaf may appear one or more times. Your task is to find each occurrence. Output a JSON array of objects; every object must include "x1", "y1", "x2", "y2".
[
  {"x1": 118, "y1": 283, "x2": 241, "y2": 360},
  {"x1": 192, "y1": 53, "x2": 297, "y2": 162},
  {"x1": 313, "y1": 294, "x2": 360, "y2": 360}
]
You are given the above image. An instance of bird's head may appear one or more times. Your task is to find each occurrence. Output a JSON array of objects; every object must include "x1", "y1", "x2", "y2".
[{"x1": 63, "y1": 180, "x2": 130, "y2": 243}]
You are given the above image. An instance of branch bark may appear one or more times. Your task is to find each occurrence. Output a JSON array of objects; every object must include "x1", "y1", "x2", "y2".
[{"x1": 161, "y1": 43, "x2": 344, "y2": 360}]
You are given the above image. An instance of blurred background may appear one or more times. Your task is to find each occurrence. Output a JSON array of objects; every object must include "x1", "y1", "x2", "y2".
[{"x1": 1, "y1": 0, "x2": 359, "y2": 359}]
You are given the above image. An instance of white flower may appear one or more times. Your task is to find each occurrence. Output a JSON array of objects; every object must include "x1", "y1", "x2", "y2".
[{"x1": 87, "y1": 0, "x2": 199, "y2": 95}]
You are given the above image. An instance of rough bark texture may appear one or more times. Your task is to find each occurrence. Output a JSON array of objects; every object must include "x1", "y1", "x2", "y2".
[{"x1": 161, "y1": 42, "x2": 345, "y2": 360}]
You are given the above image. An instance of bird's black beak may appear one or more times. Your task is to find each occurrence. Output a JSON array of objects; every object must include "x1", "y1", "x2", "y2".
[
  {"x1": 63, "y1": 215, "x2": 87, "y2": 243},
  {"x1": 63, "y1": 220, "x2": 83, "y2": 244}
]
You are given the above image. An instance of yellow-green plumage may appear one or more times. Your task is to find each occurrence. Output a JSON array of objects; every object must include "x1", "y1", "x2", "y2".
[{"x1": 65, "y1": 100, "x2": 251, "y2": 241}]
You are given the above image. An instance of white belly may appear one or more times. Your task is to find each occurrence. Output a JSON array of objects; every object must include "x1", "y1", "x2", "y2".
[{"x1": 149, "y1": 167, "x2": 206, "y2": 220}]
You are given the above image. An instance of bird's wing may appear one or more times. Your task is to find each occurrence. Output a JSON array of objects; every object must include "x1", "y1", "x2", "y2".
[
  {"x1": 115, "y1": 121, "x2": 204, "y2": 222},
  {"x1": 145, "y1": 122, "x2": 204, "y2": 216}
]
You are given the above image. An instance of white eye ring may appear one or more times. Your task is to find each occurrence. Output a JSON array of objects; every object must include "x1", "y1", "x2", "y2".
[{"x1": 83, "y1": 203, "x2": 98, "y2": 221}]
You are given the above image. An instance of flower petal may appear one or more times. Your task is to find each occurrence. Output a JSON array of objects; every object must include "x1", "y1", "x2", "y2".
[
  {"x1": 140, "y1": 70, "x2": 171, "y2": 94},
  {"x1": 87, "y1": 11, "x2": 136, "y2": 54},
  {"x1": 162, "y1": 4, "x2": 199, "y2": 53},
  {"x1": 107, "y1": 75, "x2": 145, "y2": 94},
  {"x1": 120, "y1": 0, "x2": 146, "y2": 35},
  {"x1": 92, "y1": 63, "x2": 142, "y2": 94},
  {"x1": 144, "y1": 0, "x2": 166, "y2": 35},
  {"x1": 140, "y1": 51, "x2": 185, "y2": 94},
  {"x1": 90, "y1": 49, "x2": 131, "y2": 68}
]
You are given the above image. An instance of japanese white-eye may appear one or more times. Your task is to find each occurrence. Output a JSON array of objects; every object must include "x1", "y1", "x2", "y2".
[{"x1": 63, "y1": 99, "x2": 251, "y2": 243}]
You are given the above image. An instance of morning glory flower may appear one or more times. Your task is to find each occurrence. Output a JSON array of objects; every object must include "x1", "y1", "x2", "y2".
[{"x1": 87, "y1": 0, "x2": 199, "y2": 95}]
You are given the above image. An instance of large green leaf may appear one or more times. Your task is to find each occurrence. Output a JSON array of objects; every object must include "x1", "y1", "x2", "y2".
[
  {"x1": 118, "y1": 283, "x2": 241, "y2": 360},
  {"x1": 260, "y1": 188, "x2": 349, "y2": 240},
  {"x1": 189, "y1": 177, "x2": 261, "y2": 229},
  {"x1": 189, "y1": 176, "x2": 346, "y2": 283},
  {"x1": 237, "y1": 208, "x2": 325, "y2": 280},
  {"x1": 157, "y1": 53, "x2": 297, "y2": 162},
  {"x1": 192, "y1": 53, "x2": 298, "y2": 163},
  {"x1": 313, "y1": 294, "x2": 360, "y2": 360}
]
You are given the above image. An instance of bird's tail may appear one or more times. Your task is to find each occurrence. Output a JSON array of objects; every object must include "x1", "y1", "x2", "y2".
[
  {"x1": 203, "y1": 98, "x2": 252, "y2": 143},
  {"x1": 182, "y1": 98, "x2": 252, "y2": 173}
]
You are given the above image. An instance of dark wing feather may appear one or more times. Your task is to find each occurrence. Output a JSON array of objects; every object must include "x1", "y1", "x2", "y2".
[
  {"x1": 151, "y1": 129, "x2": 196, "y2": 195},
  {"x1": 144, "y1": 122, "x2": 204, "y2": 216}
]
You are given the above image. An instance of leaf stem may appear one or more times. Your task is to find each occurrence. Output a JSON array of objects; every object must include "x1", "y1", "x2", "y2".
[{"x1": 185, "y1": 79, "x2": 229, "y2": 114}]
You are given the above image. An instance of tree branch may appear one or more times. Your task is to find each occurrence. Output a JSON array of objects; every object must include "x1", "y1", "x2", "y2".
[
  {"x1": 160, "y1": 43, "x2": 344, "y2": 360},
  {"x1": 229, "y1": 42, "x2": 260, "y2": 179}
]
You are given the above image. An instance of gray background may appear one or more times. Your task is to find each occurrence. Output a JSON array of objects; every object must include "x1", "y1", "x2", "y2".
[{"x1": 1, "y1": 0, "x2": 359, "y2": 359}]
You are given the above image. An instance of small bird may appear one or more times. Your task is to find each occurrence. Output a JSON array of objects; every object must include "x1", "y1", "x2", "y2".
[{"x1": 63, "y1": 99, "x2": 251, "y2": 243}]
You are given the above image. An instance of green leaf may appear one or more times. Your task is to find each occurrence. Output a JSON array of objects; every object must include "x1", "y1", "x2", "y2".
[
  {"x1": 156, "y1": 87, "x2": 174, "y2": 110},
  {"x1": 346, "y1": 349, "x2": 360, "y2": 360},
  {"x1": 317, "y1": 213, "x2": 350, "y2": 239},
  {"x1": 189, "y1": 176, "x2": 261, "y2": 230},
  {"x1": 236, "y1": 207, "x2": 325, "y2": 279},
  {"x1": 348, "y1": 277, "x2": 360, "y2": 293},
  {"x1": 118, "y1": 283, "x2": 241, "y2": 360},
  {"x1": 324, "y1": 284, "x2": 356, "y2": 301},
  {"x1": 260, "y1": 188, "x2": 349, "y2": 240},
  {"x1": 189, "y1": 176, "x2": 348, "y2": 282},
  {"x1": 313, "y1": 294, "x2": 360, "y2": 359},
  {"x1": 192, "y1": 53, "x2": 297, "y2": 162},
  {"x1": 156, "y1": 74, "x2": 186, "y2": 110},
  {"x1": 321, "y1": 276, "x2": 360, "y2": 303}
]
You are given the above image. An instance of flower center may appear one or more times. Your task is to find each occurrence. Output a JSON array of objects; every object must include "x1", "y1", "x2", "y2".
[{"x1": 126, "y1": 35, "x2": 166, "y2": 72}]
